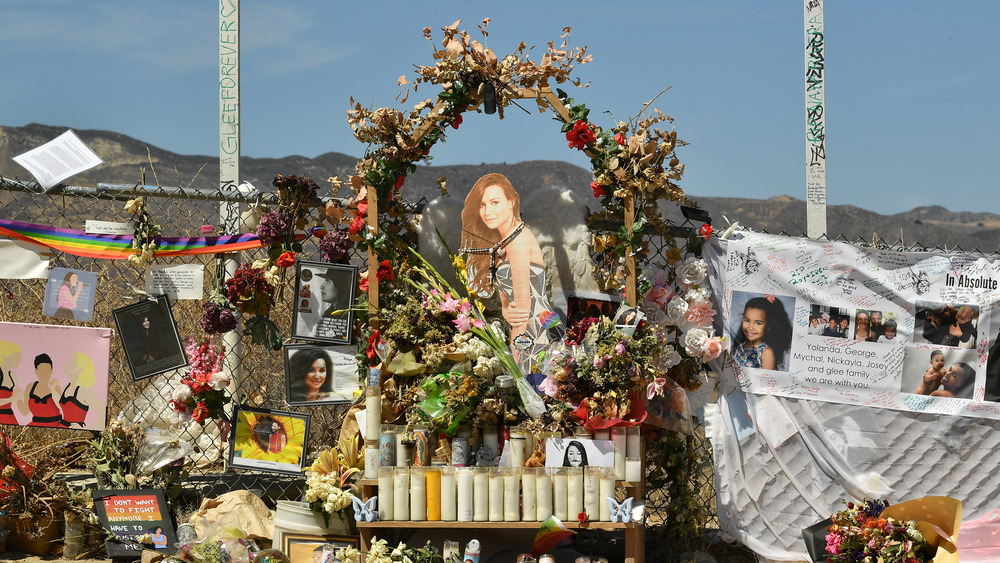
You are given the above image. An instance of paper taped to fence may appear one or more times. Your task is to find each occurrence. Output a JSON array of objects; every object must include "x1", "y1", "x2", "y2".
[{"x1": 705, "y1": 232, "x2": 1000, "y2": 420}]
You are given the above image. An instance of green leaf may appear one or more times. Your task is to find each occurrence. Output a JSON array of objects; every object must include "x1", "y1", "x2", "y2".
[{"x1": 291, "y1": 241, "x2": 303, "y2": 252}]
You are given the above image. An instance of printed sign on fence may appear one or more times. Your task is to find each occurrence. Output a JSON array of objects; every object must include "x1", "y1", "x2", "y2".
[{"x1": 708, "y1": 232, "x2": 1000, "y2": 420}]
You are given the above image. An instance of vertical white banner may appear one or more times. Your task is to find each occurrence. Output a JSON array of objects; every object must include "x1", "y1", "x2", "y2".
[
  {"x1": 804, "y1": 0, "x2": 827, "y2": 239},
  {"x1": 220, "y1": 0, "x2": 240, "y2": 199}
]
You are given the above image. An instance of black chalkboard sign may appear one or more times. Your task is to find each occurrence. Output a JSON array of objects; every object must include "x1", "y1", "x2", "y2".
[{"x1": 93, "y1": 488, "x2": 177, "y2": 557}]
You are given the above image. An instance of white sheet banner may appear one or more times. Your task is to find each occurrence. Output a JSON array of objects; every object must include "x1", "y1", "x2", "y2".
[{"x1": 707, "y1": 232, "x2": 1000, "y2": 420}]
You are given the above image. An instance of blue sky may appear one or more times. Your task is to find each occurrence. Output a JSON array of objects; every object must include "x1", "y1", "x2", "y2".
[{"x1": 2, "y1": 1, "x2": 997, "y2": 215}]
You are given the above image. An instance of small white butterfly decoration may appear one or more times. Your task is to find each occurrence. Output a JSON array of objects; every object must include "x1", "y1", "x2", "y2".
[
  {"x1": 608, "y1": 496, "x2": 633, "y2": 524},
  {"x1": 351, "y1": 494, "x2": 378, "y2": 522}
]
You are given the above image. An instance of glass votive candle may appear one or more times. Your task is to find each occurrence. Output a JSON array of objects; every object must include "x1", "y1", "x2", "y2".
[
  {"x1": 364, "y1": 438, "x2": 379, "y2": 479},
  {"x1": 521, "y1": 467, "x2": 537, "y2": 521},
  {"x1": 379, "y1": 424, "x2": 396, "y2": 467},
  {"x1": 625, "y1": 456, "x2": 643, "y2": 483},
  {"x1": 488, "y1": 467, "x2": 505, "y2": 522},
  {"x1": 504, "y1": 467, "x2": 520, "y2": 521},
  {"x1": 611, "y1": 427, "x2": 626, "y2": 480},
  {"x1": 425, "y1": 467, "x2": 441, "y2": 521},
  {"x1": 552, "y1": 467, "x2": 568, "y2": 521},
  {"x1": 626, "y1": 426, "x2": 641, "y2": 457},
  {"x1": 599, "y1": 468, "x2": 615, "y2": 521},
  {"x1": 457, "y1": 467, "x2": 475, "y2": 522},
  {"x1": 473, "y1": 466, "x2": 489, "y2": 522},
  {"x1": 440, "y1": 466, "x2": 457, "y2": 521},
  {"x1": 392, "y1": 466, "x2": 409, "y2": 521},
  {"x1": 409, "y1": 466, "x2": 426, "y2": 521},
  {"x1": 378, "y1": 466, "x2": 394, "y2": 521}
]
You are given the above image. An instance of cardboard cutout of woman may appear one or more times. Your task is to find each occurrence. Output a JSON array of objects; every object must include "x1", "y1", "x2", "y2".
[{"x1": 460, "y1": 173, "x2": 564, "y2": 372}]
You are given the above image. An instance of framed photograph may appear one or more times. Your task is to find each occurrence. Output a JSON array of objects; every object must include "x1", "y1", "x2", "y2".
[
  {"x1": 0, "y1": 322, "x2": 110, "y2": 431},
  {"x1": 279, "y1": 532, "x2": 358, "y2": 563},
  {"x1": 553, "y1": 289, "x2": 622, "y2": 329},
  {"x1": 613, "y1": 304, "x2": 646, "y2": 337},
  {"x1": 284, "y1": 343, "x2": 361, "y2": 405},
  {"x1": 42, "y1": 267, "x2": 97, "y2": 322},
  {"x1": 112, "y1": 295, "x2": 188, "y2": 380},
  {"x1": 292, "y1": 260, "x2": 358, "y2": 345},
  {"x1": 229, "y1": 406, "x2": 310, "y2": 474},
  {"x1": 543, "y1": 436, "x2": 615, "y2": 468}
]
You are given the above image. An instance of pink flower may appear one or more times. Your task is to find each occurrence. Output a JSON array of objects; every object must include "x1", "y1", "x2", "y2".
[
  {"x1": 454, "y1": 314, "x2": 472, "y2": 332},
  {"x1": 458, "y1": 300, "x2": 472, "y2": 315},
  {"x1": 643, "y1": 269, "x2": 674, "y2": 310},
  {"x1": 647, "y1": 377, "x2": 666, "y2": 400},
  {"x1": 825, "y1": 532, "x2": 841, "y2": 555},
  {"x1": 439, "y1": 293, "x2": 461, "y2": 313},
  {"x1": 592, "y1": 355, "x2": 608, "y2": 369},
  {"x1": 701, "y1": 336, "x2": 725, "y2": 361},
  {"x1": 538, "y1": 376, "x2": 559, "y2": 398},
  {"x1": 686, "y1": 301, "x2": 716, "y2": 328},
  {"x1": 614, "y1": 342, "x2": 626, "y2": 356}
]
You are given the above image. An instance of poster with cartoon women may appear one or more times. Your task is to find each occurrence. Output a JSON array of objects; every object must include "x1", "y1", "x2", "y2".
[
  {"x1": 459, "y1": 173, "x2": 565, "y2": 372},
  {"x1": 0, "y1": 322, "x2": 110, "y2": 431}
]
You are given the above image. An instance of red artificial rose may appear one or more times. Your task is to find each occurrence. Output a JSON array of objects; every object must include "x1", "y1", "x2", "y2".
[
  {"x1": 358, "y1": 272, "x2": 370, "y2": 294},
  {"x1": 590, "y1": 181, "x2": 607, "y2": 198},
  {"x1": 276, "y1": 251, "x2": 296, "y2": 268},
  {"x1": 451, "y1": 114, "x2": 463, "y2": 129},
  {"x1": 615, "y1": 132, "x2": 627, "y2": 146},
  {"x1": 366, "y1": 330, "x2": 382, "y2": 361},
  {"x1": 356, "y1": 201, "x2": 369, "y2": 216},
  {"x1": 376, "y1": 260, "x2": 395, "y2": 283},
  {"x1": 577, "y1": 512, "x2": 588, "y2": 524},
  {"x1": 566, "y1": 120, "x2": 596, "y2": 150},
  {"x1": 699, "y1": 223, "x2": 713, "y2": 240},
  {"x1": 191, "y1": 401, "x2": 209, "y2": 424},
  {"x1": 348, "y1": 214, "x2": 367, "y2": 235},
  {"x1": 394, "y1": 174, "x2": 405, "y2": 190}
]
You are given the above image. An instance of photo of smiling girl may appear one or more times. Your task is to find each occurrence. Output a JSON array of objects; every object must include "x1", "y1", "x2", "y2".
[{"x1": 730, "y1": 291, "x2": 795, "y2": 371}]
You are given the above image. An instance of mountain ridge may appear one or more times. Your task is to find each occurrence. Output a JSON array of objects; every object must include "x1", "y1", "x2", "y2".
[{"x1": 3, "y1": 123, "x2": 1000, "y2": 251}]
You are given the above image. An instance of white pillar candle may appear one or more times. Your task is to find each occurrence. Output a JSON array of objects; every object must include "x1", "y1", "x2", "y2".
[
  {"x1": 626, "y1": 426, "x2": 641, "y2": 458},
  {"x1": 393, "y1": 467, "x2": 409, "y2": 521},
  {"x1": 409, "y1": 467, "x2": 426, "y2": 521},
  {"x1": 552, "y1": 468, "x2": 568, "y2": 521},
  {"x1": 488, "y1": 467, "x2": 504, "y2": 522},
  {"x1": 593, "y1": 428, "x2": 610, "y2": 442},
  {"x1": 612, "y1": 427, "x2": 626, "y2": 481},
  {"x1": 365, "y1": 386, "x2": 381, "y2": 443},
  {"x1": 503, "y1": 468, "x2": 520, "y2": 521},
  {"x1": 625, "y1": 457, "x2": 642, "y2": 483},
  {"x1": 583, "y1": 467, "x2": 600, "y2": 521},
  {"x1": 378, "y1": 466, "x2": 394, "y2": 521},
  {"x1": 457, "y1": 467, "x2": 474, "y2": 522},
  {"x1": 473, "y1": 467, "x2": 489, "y2": 522},
  {"x1": 509, "y1": 427, "x2": 526, "y2": 468},
  {"x1": 599, "y1": 469, "x2": 615, "y2": 521},
  {"x1": 521, "y1": 468, "x2": 537, "y2": 521},
  {"x1": 440, "y1": 467, "x2": 457, "y2": 522},
  {"x1": 364, "y1": 439, "x2": 379, "y2": 479},
  {"x1": 566, "y1": 467, "x2": 583, "y2": 519},
  {"x1": 481, "y1": 425, "x2": 498, "y2": 466},
  {"x1": 535, "y1": 468, "x2": 553, "y2": 522}
]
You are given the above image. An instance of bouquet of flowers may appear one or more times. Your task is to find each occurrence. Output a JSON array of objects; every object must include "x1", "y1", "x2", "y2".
[
  {"x1": 169, "y1": 336, "x2": 231, "y2": 425},
  {"x1": 334, "y1": 538, "x2": 446, "y2": 563},
  {"x1": 825, "y1": 499, "x2": 933, "y2": 563},
  {"x1": 303, "y1": 435, "x2": 364, "y2": 527}
]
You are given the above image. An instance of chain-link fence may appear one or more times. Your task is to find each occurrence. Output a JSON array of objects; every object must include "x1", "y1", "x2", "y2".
[{"x1": 1, "y1": 178, "x2": 759, "y2": 560}]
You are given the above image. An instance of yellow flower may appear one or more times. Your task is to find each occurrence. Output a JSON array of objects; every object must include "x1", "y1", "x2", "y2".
[{"x1": 124, "y1": 197, "x2": 144, "y2": 215}]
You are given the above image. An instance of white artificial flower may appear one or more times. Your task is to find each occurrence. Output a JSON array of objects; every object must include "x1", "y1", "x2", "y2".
[
  {"x1": 665, "y1": 296, "x2": 689, "y2": 325},
  {"x1": 683, "y1": 327, "x2": 710, "y2": 357},
  {"x1": 677, "y1": 257, "x2": 707, "y2": 289},
  {"x1": 171, "y1": 384, "x2": 193, "y2": 404}
]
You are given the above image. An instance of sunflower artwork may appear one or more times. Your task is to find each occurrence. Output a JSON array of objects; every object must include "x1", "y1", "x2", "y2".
[{"x1": 228, "y1": 406, "x2": 311, "y2": 474}]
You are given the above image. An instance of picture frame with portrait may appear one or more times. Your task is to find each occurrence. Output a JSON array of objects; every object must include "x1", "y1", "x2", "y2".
[
  {"x1": 228, "y1": 406, "x2": 311, "y2": 475},
  {"x1": 291, "y1": 260, "x2": 358, "y2": 345},
  {"x1": 552, "y1": 289, "x2": 622, "y2": 329},
  {"x1": 283, "y1": 343, "x2": 361, "y2": 406},
  {"x1": 111, "y1": 295, "x2": 188, "y2": 381},
  {"x1": 279, "y1": 532, "x2": 358, "y2": 563}
]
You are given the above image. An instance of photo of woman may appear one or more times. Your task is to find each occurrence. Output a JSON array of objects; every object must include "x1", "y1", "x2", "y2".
[
  {"x1": 284, "y1": 344, "x2": 359, "y2": 405},
  {"x1": 287, "y1": 347, "x2": 334, "y2": 403},
  {"x1": 460, "y1": 173, "x2": 565, "y2": 371},
  {"x1": 17, "y1": 353, "x2": 62, "y2": 427},
  {"x1": 562, "y1": 439, "x2": 589, "y2": 467},
  {"x1": 54, "y1": 271, "x2": 83, "y2": 320}
]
